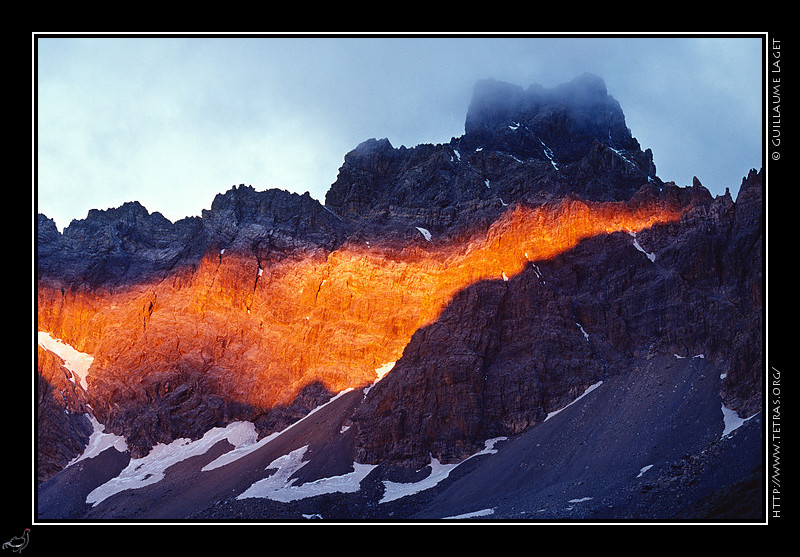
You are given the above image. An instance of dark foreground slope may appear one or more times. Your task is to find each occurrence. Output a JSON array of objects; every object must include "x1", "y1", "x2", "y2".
[
  {"x1": 410, "y1": 354, "x2": 762, "y2": 520},
  {"x1": 37, "y1": 351, "x2": 762, "y2": 521}
]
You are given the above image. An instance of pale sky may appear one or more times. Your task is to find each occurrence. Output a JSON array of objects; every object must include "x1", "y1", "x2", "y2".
[{"x1": 35, "y1": 34, "x2": 764, "y2": 231}]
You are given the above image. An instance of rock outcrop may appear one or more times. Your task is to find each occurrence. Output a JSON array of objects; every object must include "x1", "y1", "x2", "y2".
[{"x1": 37, "y1": 345, "x2": 93, "y2": 482}]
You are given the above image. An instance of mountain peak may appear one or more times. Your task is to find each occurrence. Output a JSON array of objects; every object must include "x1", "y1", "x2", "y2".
[
  {"x1": 464, "y1": 74, "x2": 633, "y2": 154},
  {"x1": 325, "y1": 75, "x2": 658, "y2": 223},
  {"x1": 553, "y1": 72, "x2": 609, "y2": 101},
  {"x1": 465, "y1": 73, "x2": 610, "y2": 131},
  {"x1": 463, "y1": 78, "x2": 526, "y2": 135}
]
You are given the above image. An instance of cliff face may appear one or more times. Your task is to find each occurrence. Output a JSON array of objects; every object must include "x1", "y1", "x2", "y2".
[
  {"x1": 36, "y1": 74, "x2": 762, "y2": 477},
  {"x1": 37, "y1": 345, "x2": 93, "y2": 481},
  {"x1": 37, "y1": 192, "x2": 687, "y2": 461},
  {"x1": 352, "y1": 172, "x2": 762, "y2": 468}
]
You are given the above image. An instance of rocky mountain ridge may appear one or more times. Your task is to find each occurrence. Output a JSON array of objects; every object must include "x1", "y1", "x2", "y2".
[
  {"x1": 36, "y1": 74, "x2": 763, "y2": 520},
  {"x1": 38, "y1": 74, "x2": 663, "y2": 289}
]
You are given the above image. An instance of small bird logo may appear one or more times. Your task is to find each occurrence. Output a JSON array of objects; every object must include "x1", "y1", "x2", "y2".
[{"x1": 2, "y1": 529, "x2": 29, "y2": 553}]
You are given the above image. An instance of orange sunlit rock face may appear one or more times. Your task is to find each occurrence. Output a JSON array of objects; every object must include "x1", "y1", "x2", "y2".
[{"x1": 37, "y1": 198, "x2": 684, "y2": 418}]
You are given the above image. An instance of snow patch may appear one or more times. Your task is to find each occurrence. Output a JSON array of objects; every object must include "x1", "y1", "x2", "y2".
[
  {"x1": 380, "y1": 437, "x2": 507, "y2": 504},
  {"x1": 201, "y1": 422, "x2": 262, "y2": 471},
  {"x1": 87, "y1": 421, "x2": 261, "y2": 506},
  {"x1": 721, "y1": 404, "x2": 758, "y2": 439},
  {"x1": 381, "y1": 457, "x2": 458, "y2": 504},
  {"x1": 636, "y1": 464, "x2": 654, "y2": 478},
  {"x1": 538, "y1": 138, "x2": 559, "y2": 170},
  {"x1": 363, "y1": 362, "x2": 396, "y2": 396},
  {"x1": 374, "y1": 361, "x2": 395, "y2": 382},
  {"x1": 84, "y1": 387, "x2": 359, "y2": 507},
  {"x1": 206, "y1": 389, "x2": 356, "y2": 472},
  {"x1": 609, "y1": 146, "x2": 634, "y2": 167},
  {"x1": 415, "y1": 227, "x2": 432, "y2": 242},
  {"x1": 69, "y1": 415, "x2": 128, "y2": 465},
  {"x1": 322, "y1": 205, "x2": 341, "y2": 219},
  {"x1": 237, "y1": 445, "x2": 377, "y2": 503},
  {"x1": 530, "y1": 262, "x2": 546, "y2": 284},
  {"x1": 628, "y1": 232, "x2": 656, "y2": 262},
  {"x1": 443, "y1": 508, "x2": 495, "y2": 519},
  {"x1": 576, "y1": 322, "x2": 590, "y2": 342},
  {"x1": 37, "y1": 331, "x2": 93, "y2": 391},
  {"x1": 545, "y1": 381, "x2": 603, "y2": 421}
]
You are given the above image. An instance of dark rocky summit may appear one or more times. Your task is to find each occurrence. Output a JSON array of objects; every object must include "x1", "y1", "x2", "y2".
[
  {"x1": 38, "y1": 187, "x2": 348, "y2": 289},
  {"x1": 35, "y1": 74, "x2": 764, "y2": 521},
  {"x1": 37, "y1": 203, "x2": 204, "y2": 288},
  {"x1": 325, "y1": 73, "x2": 660, "y2": 234}
]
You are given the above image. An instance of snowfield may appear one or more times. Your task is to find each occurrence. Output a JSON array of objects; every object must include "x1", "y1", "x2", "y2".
[
  {"x1": 237, "y1": 445, "x2": 377, "y2": 503},
  {"x1": 380, "y1": 437, "x2": 506, "y2": 504},
  {"x1": 69, "y1": 415, "x2": 128, "y2": 467},
  {"x1": 38, "y1": 331, "x2": 93, "y2": 391},
  {"x1": 721, "y1": 403, "x2": 758, "y2": 439},
  {"x1": 86, "y1": 421, "x2": 262, "y2": 506}
]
